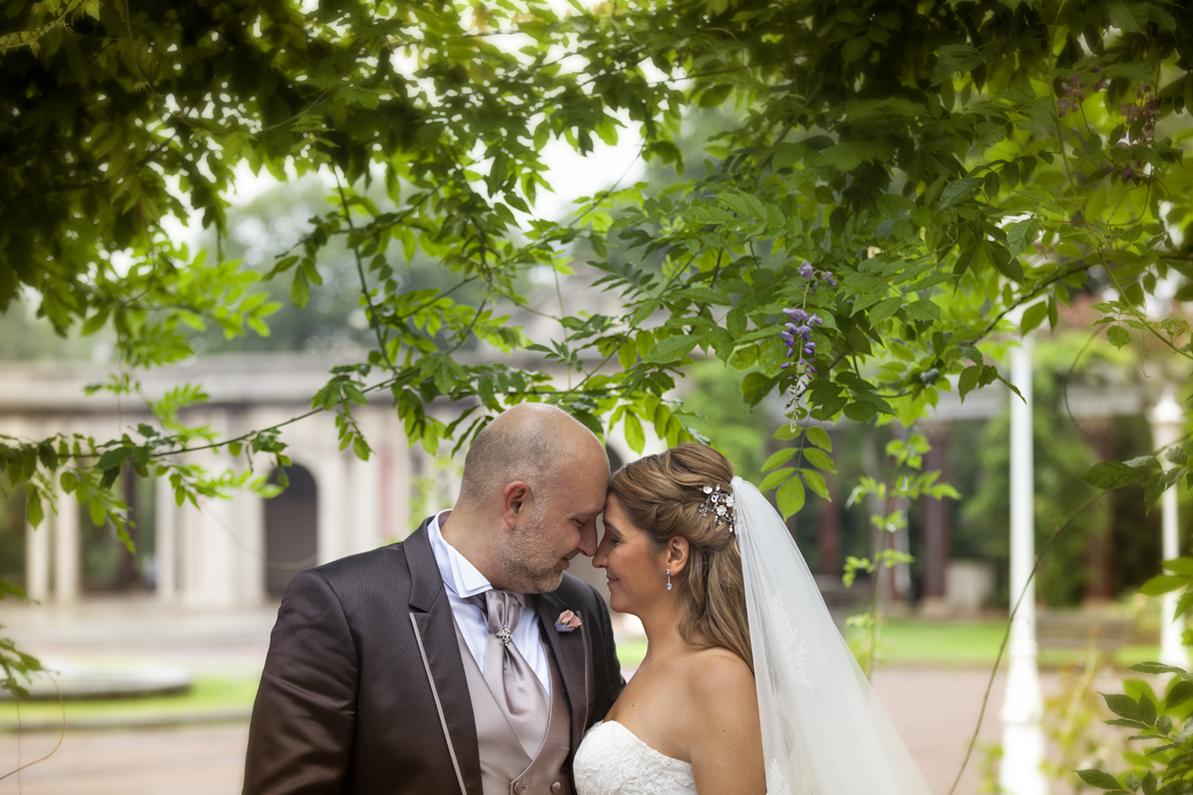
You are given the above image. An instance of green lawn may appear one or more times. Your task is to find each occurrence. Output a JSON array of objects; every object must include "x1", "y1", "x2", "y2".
[
  {"x1": 614, "y1": 619, "x2": 1163, "y2": 670},
  {"x1": 861, "y1": 618, "x2": 1160, "y2": 668},
  {"x1": 0, "y1": 675, "x2": 260, "y2": 729},
  {"x1": 0, "y1": 621, "x2": 1162, "y2": 730}
]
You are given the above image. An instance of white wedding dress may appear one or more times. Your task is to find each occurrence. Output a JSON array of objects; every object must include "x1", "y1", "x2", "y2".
[
  {"x1": 573, "y1": 720, "x2": 696, "y2": 795},
  {"x1": 572, "y1": 477, "x2": 933, "y2": 795}
]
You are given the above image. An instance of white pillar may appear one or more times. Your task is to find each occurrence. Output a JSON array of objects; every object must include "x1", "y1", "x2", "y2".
[
  {"x1": 234, "y1": 487, "x2": 265, "y2": 606},
  {"x1": 25, "y1": 499, "x2": 51, "y2": 603},
  {"x1": 53, "y1": 483, "x2": 80, "y2": 604},
  {"x1": 316, "y1": 452, "x2": 346, "y2": 564},
  {"x1": 155, "y1": 475, "x2": 176, "y2": 601},
  {"x1": 1150, "y1": 387, "x2": 1188, "y2": 669},
  {"x1": 1001, "y1": 334, "x2": 1047, "y2": 795},
  {"x1": 181, "y1": 443, "x2": 239, "y2": 609},
  {"x1": 350, "y1": 452, "x2": 380, "y2": 555}
]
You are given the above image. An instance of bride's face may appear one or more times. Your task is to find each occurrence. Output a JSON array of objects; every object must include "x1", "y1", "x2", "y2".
[{"x1": 593, "y1": 494, "x2": 669, "y2": 616}]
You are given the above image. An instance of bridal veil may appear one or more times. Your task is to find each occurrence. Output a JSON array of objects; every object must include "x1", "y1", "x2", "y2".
[{"x1": 733, "y1": 476, "x2": 934, "y2": 795}]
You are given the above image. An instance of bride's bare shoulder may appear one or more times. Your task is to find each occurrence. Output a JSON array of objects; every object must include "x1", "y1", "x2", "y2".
[
  {"x1": 682, "y1": 647, "x2": 756, "y2": 707},
  {"x1": 680, "y1": 647, "x2": 765, "y2": 794}
]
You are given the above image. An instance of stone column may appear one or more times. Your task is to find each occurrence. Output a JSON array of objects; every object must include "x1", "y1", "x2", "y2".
[
  {"x1": 316, "y1": 451, "x2": 346, "y2": 565},
  {"x1": 234, "y1": 486, "x2": 265, "y2": 606},
  {"x1": 25, "y1": 498, "x2": 51, "y2": 603},
  {"x1": 53, "y1": 481, "x2": 80, "y2": 604},
  {"x1": 1150, "y1": 388, "x2": 1188, "y2": 669},
  {"x1": 180, "y1": 439, "x2": 239, "y2": 609},
  {"x1": 1001, "y1": 333, "x2": 1047, "y2": 795},
  {"x1": 155, "y1": 475, "x2": 176, "y2": 600},
  {"x1": 349, "y1": 451, "x2": 381, "y2": 555}
]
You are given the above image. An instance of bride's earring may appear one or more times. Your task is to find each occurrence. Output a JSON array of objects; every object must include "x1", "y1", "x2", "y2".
[{"x1": 665, "y1": 569, "x2": 672, "y2": 591}]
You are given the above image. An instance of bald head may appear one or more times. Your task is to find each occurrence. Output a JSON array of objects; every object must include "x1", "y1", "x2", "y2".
[{"x1": 457, "y1": 404, "x2": 608, "y2": 510}]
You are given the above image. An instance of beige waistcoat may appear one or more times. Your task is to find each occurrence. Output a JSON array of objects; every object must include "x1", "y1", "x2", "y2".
[{"x1": 453, "y1": 619, "x2": 574, "y2": 795}]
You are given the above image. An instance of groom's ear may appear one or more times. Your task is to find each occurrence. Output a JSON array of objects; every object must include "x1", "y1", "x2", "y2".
[
  {"x1": 664, "y1": 536, "x2": 690, "y2": 576},
  {"x1": 501, "y1": 481, "x2": 533, "y2": 528}
]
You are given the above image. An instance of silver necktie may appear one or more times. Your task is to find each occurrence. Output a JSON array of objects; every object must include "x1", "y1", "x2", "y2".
[{"x1": 472, "y1": 589, "x2": 550, "y2": 756}]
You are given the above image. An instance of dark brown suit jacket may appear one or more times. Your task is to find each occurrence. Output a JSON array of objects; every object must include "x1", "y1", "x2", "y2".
[{"x1": 243, "y1": 518, "x2": 625, "y2": 794}]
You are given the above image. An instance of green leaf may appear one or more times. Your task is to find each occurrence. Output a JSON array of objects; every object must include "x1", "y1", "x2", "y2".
[
  {"x1": 623, "y1": 412, "x2": 645, "y2": 454},
  {"x1": 938, "y1": 178, "x2": 983, "y2": 209},
  {"x1": 841, "y1": 36, "x2": 870, "y2": 65},
  {"x1": 1106, "y1": 325, "x2": 1131, "y2": 349},
  {"x1": 683, "y1": 287, "x2": 731, "y2": 306},
  {"x1": 763, "y1": 448, "x2": 798, "y2": 471},
  {"x1": 802, "y1": 469, "x2": 830, "y2": 500},
  {"x1": 905, "y1": 300, "x2": 939, "y2": 322},
  {"x1": 1020, "y1": 302, "x2": 1048, "y2": 335},
  {"x1": 773, "y1": 424, "x2": 800, "y2": 441},
  {"x1": 26, "y1": 489, "x2": 44, "y2": 528},
  {"x1": 89, "y1": 496, "x2": 107, "y2": 527},
  {"x1": 80, "y1": 306, "x2": 111, "y2": 336},
  {"x1": 1165, "y1": 446, "x2": 1188, "y2": 466},
  {"x1": 776, "y1": 475, "x2": 806, "y2": 517},
  {"x1": 1082, "y1": 461, "x2": 1145, "y2": 490},
  {"x1": 801, "y1": 447, "x2": 837, "y2": 473},
  {"x1": 1140, "y1": 574, "x2": 1187, "y2": 597},
  {"x1": 958, "y1": 365, "x2": 981, "y2": 400},
  {"x1": 1107, "y1": 0, "x2": 1146, "y2": 33},
  {"x1": 759, "y1": 467, "x2": 795, "y2": 491},
  {"x1": 290, "y1": 269, "x2": 311, "y2": 308},
  {"x1": 1166, "y1": 679, "x2": 1193, "y2": 709},
  {"x1": 806, "y1": 427, "x2": 832, "y2": 452},
  {"x1": 645, "y1": 335, "x2": 698, "y2": 364},
  {"x1": 843, "y1": 402, "x2": 878, "y2": 422},
  {"x1": 1130, "y1": 661, "x2": 1188, "y2": 676},
  {"x1": 1076, "y1": 769, "x2": 1122, "y2": 790},
  {"x1": 1103, "y1": 693, "x2": 1144, "y2": 722},
  {"x1": 1175, "y1": 589, "x2": 1193, "y2": 619},
  {"x1": 1006, "y1": 217, "x2": 1039, "y2": 259},
  {"x1": 868, "y1": 297, "x2": 903, "y2": 325},
  {"x1": 1163, "y1": 558, "x2": 1193, "y2": 577}
]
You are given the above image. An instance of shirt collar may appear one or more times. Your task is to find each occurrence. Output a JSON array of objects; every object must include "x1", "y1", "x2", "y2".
[{"x1": 427, "y1": 509, "x2": 493, "y2": 599}]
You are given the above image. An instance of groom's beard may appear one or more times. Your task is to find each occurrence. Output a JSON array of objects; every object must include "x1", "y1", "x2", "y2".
[{"x1": 496, "y1": 509, "x2": 566, "y2": 594}]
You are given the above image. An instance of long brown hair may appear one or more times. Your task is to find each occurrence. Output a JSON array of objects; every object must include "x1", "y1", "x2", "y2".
[{"x1": 609, "y1": 443, "x2": 752, "y2": 670}]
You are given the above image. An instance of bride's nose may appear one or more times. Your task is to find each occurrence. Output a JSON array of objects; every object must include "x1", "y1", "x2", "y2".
[{"x1": 592, "y1": 538, "x2": 610, "y2": 568}]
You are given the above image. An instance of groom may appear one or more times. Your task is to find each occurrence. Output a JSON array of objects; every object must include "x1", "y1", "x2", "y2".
[{"x1": 243, "y1": 404, "x2": 624, "y2": 794}]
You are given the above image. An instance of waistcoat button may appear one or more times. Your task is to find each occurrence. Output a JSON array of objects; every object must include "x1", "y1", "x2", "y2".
[{"x1": 551, "y1": 783, "x2": 562, "y2": 793}]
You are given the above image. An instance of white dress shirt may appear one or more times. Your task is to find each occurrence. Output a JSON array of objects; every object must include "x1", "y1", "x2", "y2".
[{"x1": 427, "y1": 510, "x2": 552, "y2": 695}]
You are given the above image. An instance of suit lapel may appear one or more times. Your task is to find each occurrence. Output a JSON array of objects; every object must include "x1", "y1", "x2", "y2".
[
  {"x1": 406, "y1": 523, "x2": 483, "y2": 795},
  {"x1": 533, "y1": 592, "x2": 589, "y2": 753}
]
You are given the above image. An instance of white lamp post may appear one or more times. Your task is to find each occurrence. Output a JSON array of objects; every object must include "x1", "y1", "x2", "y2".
[
  {"x1": 1000, "y1": 332, "x2": 1047, "y2": 795},
  {"x1": 1150, "y1": 387, "x2": 1188, "y2": 669}
]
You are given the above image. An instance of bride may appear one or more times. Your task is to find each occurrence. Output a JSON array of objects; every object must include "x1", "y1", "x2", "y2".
[{"x1": 572, "y1": 443, "x2": 933, "y2": 795}]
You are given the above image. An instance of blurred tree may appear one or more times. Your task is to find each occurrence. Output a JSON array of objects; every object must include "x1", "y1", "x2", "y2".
[{"x1": 1, "y1": 0, "x2": 1191, "y2": 626}]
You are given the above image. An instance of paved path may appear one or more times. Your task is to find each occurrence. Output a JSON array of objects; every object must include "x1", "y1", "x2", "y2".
[
  {"x1": 0, "y1": 666, "x2": 1074, "y2": 795},
  {"x1": 0, "y1": 598, "x2": 1110, "y2": 794},
  {"x1": 0, "y1": 723, "x2": 249, "y2": 795}
]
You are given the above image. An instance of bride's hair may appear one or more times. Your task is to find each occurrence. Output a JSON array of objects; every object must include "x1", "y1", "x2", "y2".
[{"x1": 609, "y1": 443, "x2": 752, "y2": 670}]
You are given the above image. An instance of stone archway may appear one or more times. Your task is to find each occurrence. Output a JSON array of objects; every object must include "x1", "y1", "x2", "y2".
[{"x1": 264, "y1": 465, "x2": 319, "y2": 598}]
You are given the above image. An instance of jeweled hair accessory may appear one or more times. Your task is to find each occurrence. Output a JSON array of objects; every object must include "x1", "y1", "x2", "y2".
[{"x1": 698, "y1": 484, "x2": 736, "y2": 533}]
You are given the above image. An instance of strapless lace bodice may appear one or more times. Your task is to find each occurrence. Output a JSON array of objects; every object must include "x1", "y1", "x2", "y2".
[{"x1": 573, "y1": 721, "x2": 696, "y2": 795}]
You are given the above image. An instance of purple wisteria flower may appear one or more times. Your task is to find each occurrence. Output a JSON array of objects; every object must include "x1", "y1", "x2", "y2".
[{"x1": 783, "y1": 260, "x2": 838, "y2": 426}]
